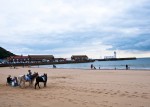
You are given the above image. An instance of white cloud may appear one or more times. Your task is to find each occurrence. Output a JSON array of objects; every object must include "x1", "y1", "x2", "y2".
[
  {"x1": 0, "y1": 0, "x2": 142, "y2": 34},
  {"x1": 0, "y1": 0, "x2": 150, "y2": 58}
]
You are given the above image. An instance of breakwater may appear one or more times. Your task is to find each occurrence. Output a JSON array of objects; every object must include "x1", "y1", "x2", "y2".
[{"x1": 94, "y1": 57, "x2": 136, "y2": 61}]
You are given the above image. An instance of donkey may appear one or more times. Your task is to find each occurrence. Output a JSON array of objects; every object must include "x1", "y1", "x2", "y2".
[
  {"x1": 18, "y1": 72, "x2": 38, "y2": 88},
  {"x1": 35, "y1": 73, "x2": 47, "y2": 89}
]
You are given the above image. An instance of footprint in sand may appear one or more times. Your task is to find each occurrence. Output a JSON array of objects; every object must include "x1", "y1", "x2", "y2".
[
  {"x1": 103, "y1": 101, "x2": 109, "y2": 103},
  {"x1": 142, "y1": 92, "x2": 149, "y2": 95},
  {"x1": 141, "y1": 95, "x2": 149, "y2": 99},
  {"x1": 104, "y1": 92, "x2": 109, "y2": 95},
  {"x1": 98, "y1": 91, "x2": 102, "y2": 94},
  {"x1": 125, "y1": 91, "x2": 129, "y2": 93},
  {"x1": 119, "y1": 93, "x2": 126, "y2": 97},
  {"x1": 117, "y1": 90, "x2": 120, "y2": 93},
  {"x1": 134, "y1": 92, "x2": 138, "y2": 94},
  {"x1": 113, "y1": 102, "x2": 118, "y2": 105},
  {"x1": 112, "y1": 92, "x2": 117, "y2": 95}
]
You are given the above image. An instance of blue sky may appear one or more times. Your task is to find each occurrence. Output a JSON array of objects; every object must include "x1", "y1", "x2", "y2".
[{"x1": 0, "y1": 0, "x2": 150, "y2": 58}]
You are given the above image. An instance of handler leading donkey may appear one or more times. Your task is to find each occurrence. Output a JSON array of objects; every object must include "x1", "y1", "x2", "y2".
[{"x1": 35, "y1": 73, "x2": 47, "y2": 89}]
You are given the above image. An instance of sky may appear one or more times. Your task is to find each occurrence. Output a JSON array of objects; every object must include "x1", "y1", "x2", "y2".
[{"x1": 0, "y1": 0, "x2": 150, "y2": 59}]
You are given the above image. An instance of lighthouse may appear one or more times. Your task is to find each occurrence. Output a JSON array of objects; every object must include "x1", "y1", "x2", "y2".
[{"x1": 114, "y1": 51, "x2": 116, "y2": 58}]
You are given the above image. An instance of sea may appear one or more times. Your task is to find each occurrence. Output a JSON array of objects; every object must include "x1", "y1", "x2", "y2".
[{"x1": 33, "y1": 58, "x2": 150, "y2": 70}]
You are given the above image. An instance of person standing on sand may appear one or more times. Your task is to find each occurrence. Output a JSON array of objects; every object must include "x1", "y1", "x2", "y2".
[
  {"x1": 53, "y1": 64, "x2": 56, "y2": 68},
  {"x1": 91, "y1": 64, "x2": 93, "y2": 69},
  {"x1": 126, "y1": 64, "x2": 129, "y2": 70}
]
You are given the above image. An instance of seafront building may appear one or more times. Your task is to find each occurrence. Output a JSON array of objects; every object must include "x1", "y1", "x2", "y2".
[
  {"x1": 7, "y1": 55, "x2": 29, "y2": 63},
  {"x1": 7, "y1": 55, "x2": 54, "y2": 63},
  {"x1": 71, "y1": 55, "x2": 88, "y2": 61},
  {"x1": 6, "y1": 55, "x2": 89, "y2": 64},
  {"x1": 54, "y1": 58, "x2": 66, "y2": 62},
  {"x1": 28, "y1": 55, "x2": 54, "y2": 62}
]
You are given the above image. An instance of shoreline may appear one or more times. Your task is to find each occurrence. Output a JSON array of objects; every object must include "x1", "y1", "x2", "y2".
[
  {"x1": 31, "y1": 66, "x2": 150, "y2": 71},
  {"x1": 4, "y1": 65, "x2": 150, "y2": 71},
  {"x1": 5, "y1": 66, "x2": 150, "y2": 71}
]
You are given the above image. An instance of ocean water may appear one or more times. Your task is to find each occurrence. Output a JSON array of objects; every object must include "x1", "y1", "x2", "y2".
[{"x1": 34, "y1": 58, "x2": 150, "y2": 70}]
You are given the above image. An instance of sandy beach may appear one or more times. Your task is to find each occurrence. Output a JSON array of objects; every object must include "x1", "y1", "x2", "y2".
[{"x1": 0, "y1": 67, "x2": 150, "y2": 107}]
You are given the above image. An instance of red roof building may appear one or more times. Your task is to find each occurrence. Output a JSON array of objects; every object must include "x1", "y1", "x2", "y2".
[{"x1": 7, "y1": 55, "x2": 29, "y2": 63}]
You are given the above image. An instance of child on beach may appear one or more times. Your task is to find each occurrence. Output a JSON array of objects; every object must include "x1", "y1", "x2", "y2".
[
  {"x1": 26, "y1": 70, "x2": 32, "y2": 80},
  {"x1": 11, "y1": 76, "x2": 18, "y2": 86}
]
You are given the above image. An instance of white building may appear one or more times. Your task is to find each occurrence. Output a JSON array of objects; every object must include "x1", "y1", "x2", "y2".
[{"x1": 104, "y1": 51, "x2": 117, "y2": 59}]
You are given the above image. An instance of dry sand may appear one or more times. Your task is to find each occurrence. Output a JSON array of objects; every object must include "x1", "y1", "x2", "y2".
[{"x1": 0, "y1": 67, "x2": 150, "y2": 107}]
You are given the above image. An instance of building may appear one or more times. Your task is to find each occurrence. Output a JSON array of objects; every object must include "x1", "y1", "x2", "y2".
[
  {"x1": 7, "y1": 55, "x2": 29, "y2": 63},
  {"x1": 54, "y1": 58, "x2": 66, "y2": 62},
  {"x1": 28, "y1": 55, "x2": 54, "y2": 62},
  {"x1": 71, "y1": 55, "x2": 88, "y2": 61},
  {"x1": 7, "y1": 55, "x2": 55, "y2": 63}
]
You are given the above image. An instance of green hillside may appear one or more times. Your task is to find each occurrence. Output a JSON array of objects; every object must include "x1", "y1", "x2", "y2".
[{"x1": 0, "y1": 47, "x2": 16, "y2": 59}]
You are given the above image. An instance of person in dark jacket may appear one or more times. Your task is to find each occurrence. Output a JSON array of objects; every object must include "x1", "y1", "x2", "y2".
[
  {"x1": 126, "y1": 64, "x2": 129, "y2": 70},
  {"x1": 7, "y1": 75, "x2": 12, "y2": 85}
]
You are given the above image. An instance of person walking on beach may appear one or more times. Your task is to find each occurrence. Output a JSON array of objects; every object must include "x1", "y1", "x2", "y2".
[
  {"x1": 126, "y1": 64, "x2": 129, "y2": 70},
  {"x1": 53, "y1": 65, "x2": 56, "y2": 68},
  {"x1": 91, "y1": 64, "x2": 93, "y2": 69}
]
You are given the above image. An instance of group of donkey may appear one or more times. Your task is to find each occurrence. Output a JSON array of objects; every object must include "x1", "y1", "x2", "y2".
[{"x1": 18, "y1": 72, "x2": 47, "y2": 89}]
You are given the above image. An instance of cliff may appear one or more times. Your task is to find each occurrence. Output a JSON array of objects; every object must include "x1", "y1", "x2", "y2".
[{"x1": 0, "y1": 47, "x2": 16, "y2": 59}]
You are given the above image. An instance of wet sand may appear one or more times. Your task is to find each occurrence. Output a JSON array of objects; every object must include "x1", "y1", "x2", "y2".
[{"x1": 0, "y1": 67, "x2": 150, "y2": 107}]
